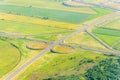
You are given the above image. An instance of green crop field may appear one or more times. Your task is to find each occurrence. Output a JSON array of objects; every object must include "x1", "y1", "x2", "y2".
[
  {"x1": 93, "y1": 27, "x2": 120, "y2": 50},
  {"x1": 93, "y1": 27, "x2": 120, "y2": 37},
  {"x1": 0, "y1": 5, "x2": 92, "y2": 24},
  {"x1": 0, "y1": 40, "x2": 21, "y2": 78},
  {"x1": 0, "y1": 5, "x2": 113, "y2": 24},
  {"x1": 95, "y1": 34, "x2": 120, "y2": 46}
]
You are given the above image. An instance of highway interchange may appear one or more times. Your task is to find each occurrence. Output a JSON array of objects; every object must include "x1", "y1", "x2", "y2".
[{"x1": 1, "y1": 0, "x2": 120, "y2": 80}]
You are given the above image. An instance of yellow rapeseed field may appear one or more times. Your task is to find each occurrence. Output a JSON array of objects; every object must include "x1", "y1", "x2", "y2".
[{"x1": 0, "y1": 13, "x2": 78, "y2": 29}]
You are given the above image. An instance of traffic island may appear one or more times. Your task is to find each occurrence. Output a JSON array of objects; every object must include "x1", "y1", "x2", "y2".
[
  {"x1": 26, "y1": 42, "x2": 50, "y2": 50},
  {"x1": 51, "y1": 45, "x2": 76, "y2": 54}
]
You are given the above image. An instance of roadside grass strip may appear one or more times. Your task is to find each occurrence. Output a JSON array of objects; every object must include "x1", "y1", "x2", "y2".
[{"x1": 93, "y1": 27, "x2": 120, "y2": 48}]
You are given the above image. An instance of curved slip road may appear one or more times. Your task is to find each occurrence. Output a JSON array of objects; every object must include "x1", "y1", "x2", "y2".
[
  {"x1": 4, "y1": 11, "x2": 120, "y2": 80},
  {"x1": 75, "y1": 46, "x2": 120, "y2": 55},
  {"x1": 72, "y1": 0, "x2": 120, "y2": 11}
]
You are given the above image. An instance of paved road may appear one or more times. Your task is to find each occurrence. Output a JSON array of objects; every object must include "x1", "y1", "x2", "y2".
[
  {"x1": 86, "y1": 31, "x2": 113, "y2": 50},
  {"x1": 3, "y1": 2, "x2": 120, "y2": 79},
  {"x1": 60, "y1": 44, "x2": 120, "y2": 55},
  {"x1": 1, "y1": 31, "x2": 120, "y2": 56},
  {"x1": 5, "y1": 41, "x2": 60, "y2": 80},
  {"x1": 4, "y1": 11, "x2": 120, "y2": 80},
  {"x1": 72, "y1": 0, "x2": 120, "y2": 11},
  {"x1": 75, "y1": 46, "x2": 120, "y2": 55},
  {"x1": 0, "y1": 32, "x2": 53, "y2": 44}
]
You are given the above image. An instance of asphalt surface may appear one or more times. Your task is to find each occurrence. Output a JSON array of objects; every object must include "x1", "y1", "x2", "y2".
[
  {"x1": 3, "y1": 1, "x2": 120, "y2": 80},
  {"x1": 86, "y1": 31, "x2": 113, "y2": 50},
  {"x1": 4, "y1": 10, "x2": 120, "y2": 80},
  {"x1": 1, "y1": 31, "x2": 120, "y2": 56},
  {"x1": 72, "y1": 0, "x2": 120, "y2": 11}
]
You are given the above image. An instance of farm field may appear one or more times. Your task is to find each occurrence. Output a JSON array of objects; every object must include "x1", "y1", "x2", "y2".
[
  {"x1": 0, "y1": 20, "x2": 73, "y2": 35},
  {"x1": 93, "y1": 27, "x2": 120, "y2": 37},
  {"x1": 0, "y1": 0, "x2": 99, "y2": 14},
  {"x1": 93, "y1": 27, "x2": 120, "y2": 50},
  {"x1": 0, "y1": 5, "x2": 92, "y2": 24},
  {"x1": 0, "y1": 5, "x2": 113, "y2": 24},
  {"x1": 0, "y1": 17, "x2": 75, "y2": 41},
  {"x1": 0, "y1": 39, "x2": 21, "y2": 78},
  {"x1": 0, "y1": 13, "x2": 77, "y2": 29},
  {"x1": 95, "y1": 34, "x2": 120, "y2": 46},
  {"x1": 0, "y1": 0, "x2": 120, "y2": 80}
]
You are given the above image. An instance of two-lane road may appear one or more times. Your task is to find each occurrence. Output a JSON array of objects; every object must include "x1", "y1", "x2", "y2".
[{"x1": 5, "y1": 11, "x2": 120, "y2": 80}]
